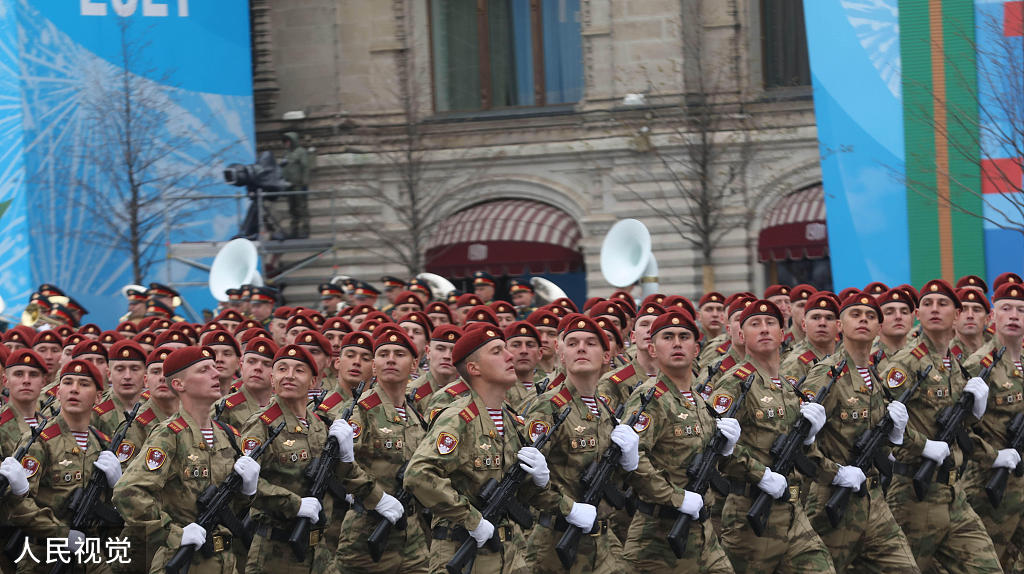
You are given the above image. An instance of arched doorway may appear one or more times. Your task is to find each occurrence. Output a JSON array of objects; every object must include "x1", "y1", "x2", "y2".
[
  {"x1": 758, "y1": 183, "x2": 832, "y2": 290},
  {"x1": 424, "y1": 199, "x2": 585, "y2": 304}
]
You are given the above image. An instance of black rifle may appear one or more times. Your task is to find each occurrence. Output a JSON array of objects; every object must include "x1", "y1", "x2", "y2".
[
  {"x1": 695, "y1": 358, "x2": 726, "y2": 398},
  {"x1": 667, "y1": 374, "x2": 754, "y2": 557},
  {"x1": 51, "y1": 402, "x2": 142, "y2": 574},
  {"x1": 165, "y1": 421, "x2": 286, "y2": 574},
  {"x1": 366, "y1": 402, "x2": 430, "y2": 562},
  {"x1": 445, "y1": 406, "x2": 571, "y2": 574},
  {"x1": 912, "y1": 351, "x2": 998, "y2": 501},
  {"x1": 867, "y1": 350, "x2": 894, "y2": 401},
  {"x1": 746, "y1": 359, "x2": 846, "y2": 537},
  {"x1": 970, "y1": 347, "x2": 1021, "y2": 507},
  {"x1": 213, "y1": 397, "x2": 227, "y2": 423},
  {"x1": 287, "y1": 379, "x2": 367, "y2": 561},
  {"x1": 555, "y1": 386, "x2": 658, "y2": 569},
  {"x1": 535, "y1": 375, "x2": 551, "y2": 396},
  {"x1": 0, "y1": 409, "x2": 54, "y2": 497},
  {"x1": 823, "y1": 365, "x2": 930, "y2": 527}
]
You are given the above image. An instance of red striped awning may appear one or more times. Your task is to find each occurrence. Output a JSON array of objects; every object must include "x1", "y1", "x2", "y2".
[
  {"x1": 425, "y1": 200, "x2": 583, "y2": 278},
  {"x1": 758, "y1": 184, "x2": 829, "y2": 262}
]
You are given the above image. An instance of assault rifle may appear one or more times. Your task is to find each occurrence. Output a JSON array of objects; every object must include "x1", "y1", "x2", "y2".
[
  {"x1": 165, "y1": 421, "x2": 285, "y2": 574},
  {"x1": 667, "y1": 374, "x2": 754, "y2": 557},
  {"x1": 746, "y1": 359, "x2": 846, "y2": 536},
  {"x1": 824, "y1": 365, "x2": 930, "y2": 526},
  {"x1": 0, "y1": 409, "x2": 54, "y2": 497},
  {"x1": 445, "y1": 406, "x2": 571, "y2": 574},
  {"x1": 555, "y1": 386, "x2": 657, "y2": 569}
]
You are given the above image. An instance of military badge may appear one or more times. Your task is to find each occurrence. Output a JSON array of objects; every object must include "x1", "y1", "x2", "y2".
[
  {"x1": 886, "y1": 368, "x2": 908, "y2": 389},
  {"x1": 437, "y1": 432, "x2": 458, "y2": 455},
  {"x1": 529, "y1": 420, "x2": 549, "y2": 442},
  {"x1": 349, "y1": 421, "x2": 362, "y2": 438},
  {"x1": 242, "y1": 438, "x2": 261, "y2": 456},
  {"x1": 21, "y1": 456, "x2": 39, "y2": 478},
  {"x1": 712, "y1": 394, "x2": 733, "y2": 414},
  {"x1": 145, "y1": 447, "x2": 166, "y2": 471},
  {"x1": 115, "y1": 441, "x2": 136, "y2": 463},
  {"x1": 632, "y1": 412, "x2": 651, "y2": 432}
]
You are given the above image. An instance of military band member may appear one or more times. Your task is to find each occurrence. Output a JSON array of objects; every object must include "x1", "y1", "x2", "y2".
[
  {"x1": 882, "y1": 280, "x2": 1001, "y2": 573},
  {"x1": 216, "y1": 337, "x2": 278, "y2": 430},
  {"x1": 249, "y1": 287, "x2": 278, "y2": 329},
  {"x1": 380, "y1": 276, "x2": 406, "y2": 317},
  {"x1": 595, "y1": 303, "x2": 665, "y2": 412},
  {"x1": 319, "y1": 283, "x2": 345, "y2": 317},
  {"x1": 121, "y1": 287, "x2": 148, "y2": 326},
  {"x1": 961, "y1": 283, "x2": 1024, "y2": 569},
  {"x1": 407, "y1": 325, "x2": 463, "y2": 414},
  {"x1": 712, "y1": 300, "x2": 836, "y2": 574},
  {"x1": 781, "y1": 292, "x2": 839, "y2": 380},
  {"x1": 472, "y1": 271, "x2": 497, "y2": 304},
  {"x1": 800, "y1": 292, "x2": 919, "y2": 573},
  {"x1": 503, "y1": 322, "x2": 543, "y2": 410},
  {"x1": 334, "y1": 329, "x2": 428, "y2": 572},
  {"x1": 113, "y1": 347, "x2": 261, "y2": 574},
  {"x1": 10, "y1": 360, "x2": 123, "y2": 574},
  {"x1": 522, "y1": 315, "x2": 639, "y2": 573},
  {"x1": 509, "y1": 279, "x2": 536, "y2": 321},
  {"x1": 404, "y1": 325, "x2": 549, "y2": 574},
  {"x1": 623, "y1": 311, "x2": 738, "y2": 573}
]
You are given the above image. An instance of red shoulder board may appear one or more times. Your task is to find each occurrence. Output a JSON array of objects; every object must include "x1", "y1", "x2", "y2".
[
  {"x1": 459, "y1": 401, "x2": 480, "y2": 423},
  {"x1": 359, "y1": 392, "x2": 383, "y2": 410},
  {"x1": 950, "y1": 345, "x2": 964, "y2": 360},
  {"x1": 980, "y1": 352, "x2": 995, "y2": 369},
  {"x1": 92, "y1": 399, "x2": 115, "y2": 416},
  {"x1": 318, "y1": 392, "x2": 343, "y2": 412},
  {"x1": 167, "y1": 417, "x2": 189, "y2": 433},
  {"x1": 986, "y1": 323, "x2": 995, "y2": 335},
  {"x1": 733, "y1": 363, "x2": 754, "y2": 380},
  {"x1": 910, "y1": 344, "x2": 928, "y2": 359},
  {"x1": 135, "y1": 408, "x2": 157, "y2": 427},
  {"x1": 719, "y1": 355, "x2": 737, "y2": 373},
  {"x1": 39, "y1": 423, "x2": 62, "y2": 441},
  {"x1": 0, "y1": 409, "x2": 14, "y2": 426},
  {"x1": 783, "y1": 332, "x2": 795, "y2": 344},
  {"x1": 716, "y1": 340, "x2": 732, "y2": 354},
  {"x1": 45, "y1": 386, "x2": 57, "y2": 397},
  {"x1": 412, "y1": 382, "x2": 434, "y2": 402},
  {"x1": 93, "y1": 428, "x2": 111, "y2": 443},
  {"x1": 259, "y1": 403, "x2": 283, "y2": 425},
  {"x1": 653, "y1": 380, "x2": 670, "y2": 398},
  {"x1": 445, "y1": 381, "x2": 470, "y2": 397},
  {"x1": 230, "y1": 380, "x2": 242, "y2": 393},
  {"x1": 798, "y1": 351, "x2": 817, "y2": 366},
  {"x1": 141, "y1": 389, "x2": 151, "y2": 400},
  {"x1": 223, "y1": 423, "x2": 240, "y2": 437},
  {"x1": 610, "y1": 364, "x2": 636, "y2": 384},
  {"x1": 550, "y1": 386, "x2": 573, "y2": 407},
  {"x1": 224, "y1": 391, "x2": 247, "y2": 409},
  {"x1": 550, "y1": 372, "x2": 566, "y2": 387}
]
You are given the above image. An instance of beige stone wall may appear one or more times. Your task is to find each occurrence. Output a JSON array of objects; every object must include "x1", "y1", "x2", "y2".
[{"x1": 253, "y1": 0, "x2": 820, "y2": 307}]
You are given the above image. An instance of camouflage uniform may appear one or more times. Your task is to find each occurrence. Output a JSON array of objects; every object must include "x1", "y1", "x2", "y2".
[
  {"x1": 214, "y1": 386, "x2": 266, "y2": 431},
  {"x1": 696, "y1": 346, "x2": 744, "y2": 400},
  {"x1": 505, "y1": 380, "x2": 538, "y2": 413},
  {"x1": 712, "y1": 361, "x2": 837, "y2": 574},
  {"x1": 961, "y1": 341, "x2": 1024, "y2": 569},
  {"x1": 780, "y1": 347, "x2": 828, "y2": 384},
  {"x1": 883, "y1": 335, "x2": 1002, "y2": 573},
  {"x1": 92, "y1": 394, "x2": 146, "y2": 466},
  {"x1": 423, "y1": 380, "x2": 473, "y2": 423},
  {"x1": 799, "y1": 351, "x2": 919, "y2": 573},
  {"x1": 622, "y1": 375, "x2": 733, "y2": 573},
  {"x1": 596, "y1": 361, "x2": 647, "y2": 413},
  {"x1": 9, "y1": 418, "x2": 116, "y2": 574},
  {"x1": 0, "y1": 404, "x2": 35, "y2": 460},
  {"x1": 406, "y1": 371, "x2": 446, "y2": 414},
  {"x1": 240, "y1": 399, "x2": 346, "y2": 574},
  {"x1": 112, "y1": 410, "x2": 248, "y2": 574},
  {"x1": 696, "y1": 335, "x2": 730, "y2": 373},
  {"x1": 313, "y1": 380, "x2": 356, "y2": 421},
  {"x1": 335, "y1": 387, "x2": 429, "y2": 573},
  {"x1": 403, "y1": 390, "x2": 537, "y2": 574},
  {"x1": 521, "y1": 382, "x2": 625, "y2": 574}
]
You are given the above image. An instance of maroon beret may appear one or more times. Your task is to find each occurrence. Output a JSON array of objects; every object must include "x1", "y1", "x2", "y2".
[
  {"x1": 727, "y1": 296, "x2": 755, "y2": 318},
  {"x1": 805, "y1": 292, "x2": 840, "y2": 317},
  {"x1": 637, "y1": 302, "x2": 666, "y2": 319},
  {"x1": 200, "y1": 329, "x2": 241, "y2": 356},
  {"x1": 955, "y1": 274, "x2": 988, "y2": 292},
  {"x1": 920, "y1": 279, "x2": 961, "y2": 308},
  {"x1": 72, "y1": 339, "x2": 108, "y2": 359},
  {"x1": 649, "y1": 310, "x2": 700, "y2": 339},
  {"x1": 146, "y1": 346, "x2": 173, "y2": 366},
  {"x1": 863, "y1": 282, "x2": 889, "y2": 295},
  {"x1": 879, "y1": 287, "x2": 914, "y2": 310},
  {"x1": 504, "y1": 321, "x2": 539, "y2": 344},
  {"x1": 32, "y1": 330, "x2": 63, "y2": 348},
  {"x1": 738, "y1": 299, "x2": 784, "y2": 327},
  {"x1": 661, "y1": 296, "x2": 696, "y2": 320},
  {"x1": 994, "y1": 272, "x2": 1022, "y2": 291},
  {"x1": 994, "y1": 282, "x2": 1024, "y2": 303},
  {"x1": 399, "y1": 311, "x2": 435, "y2": 334},
  {"x1": 840, "y1": 291, "x2": 882, "y2": 319},
  {"x1": 373, "y1": 329, "x2": 417, "y2": 356},
  {"x1": 789, "y1": 284, "x2": 817, "y2": 302},
  {"x1": 339, "y1": 331, "x2": 374, "y2": 353},
  {"x1": 243, "y1": 336, "x2": 277, "y2": 359},
  {"x1": 698, "y1": 292, "x2": 725, "y2": 308},
  {"x1": 455, "y1": 293, "x2": 483, "y2": 308},
  {"x1": 295, "y1": 329, "x2": 332, "y2": 356},
  {"x1": 452, "y1": 324, "x2": 505, "y2": 365},
  {"x1": 527, "y1": 308, "x2": 559, "y2": 329},
  {"x1": 763, "y1": 285, "x2": 791, "y2": 299},
  {"x1": 60, "y1": 359, "x2": 104, "y2": 390},
  {"x1": 957, "y1": 288, "x2": 990, "y2": 313},
  {"x1": 108, "y1": 340, "x2": 147, "y2": 362},
  {"x1": 5, "y1": 349, "x2": 46, "y2": 371},
  {"x1": 273, "y1": 344, "x2": 319, "y2": 378},
  {"x1": 430, "y1": 324, "x2": 463, "y2": 344},
  {"x1": 464, "y1": 305, "x2": 500, "y2": 327},
  {"x1": 153, "y1": 330, "x2": 189, "y2": 348},
  {"x1": 557, "y1": 314, "x2": 609, "y2": 350},
  {"x1": 320, "y1": 317, "x2": 353, "y2": 334},
  {"x1": 163, "y1": 346, "x2": 216, "y2": 378}
]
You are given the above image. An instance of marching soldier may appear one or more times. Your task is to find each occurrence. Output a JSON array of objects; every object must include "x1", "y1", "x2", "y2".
[
  {"x1": 503, "y1": 322, "x2": 543, "y2": 409},
  {"x1": 317, "y1": 332, "x2": 372, "y2": 420},
  {"x1": 951, "y1": 289, "x2": 989, "y2": 360},
  {"x1": 523, "y1": 315, "x2": 640, "y2": 573},
  {"x1": 404, "y1": 325, "x2": 550, "y2": 574},
  {"x1": 334, "y1": 329, "x2": 428, "y2": 573},
  {"x1": 407, "y1": 325, "x2": 463, "y2": 414},
  {"x1": 800, "y1": 292, "x2": 920, "y2": 572},
  {"x1": 0, "y1": 350, "x2": 49, "y2": 456},
  {"x1": 623, "y1": 311, "x2": 738, "y2": 573},
  {"x1": 199, "y1": 331, "x2": 242, "y2": 398},
  {"x1": 30, "y1": 331, "x2": 63, "y2": 380},
  {"x1": 697, "y1": 292, "x2": 727, "y2": 344},
  {"x1": 882, "y1": 280, "x2": 1001, "y2": 573},
  {"x1": 697, "y1": 297, "x2": 754, "y2": 395},
  {"x1": 780, "y1": 292, "x2": 839, "y2": 380},
  {"x1": 786, "y1": 284, "x2": 817, "y2": 349},
  {"x1": 215, "y1": 337, "x2": 278, "y2": 430},
  {"x1": 961, "y1": 283, "x2": 1024, "y2": 569},
  {"x1": 873, "y1": 287, "x2": 916, "y2": 372},
  {"x1": 711, "y1": 300, "x2": 837, "y2": 573},
  {"x1": 596, "y1": 303, "x2": 665, "y2": 411}
]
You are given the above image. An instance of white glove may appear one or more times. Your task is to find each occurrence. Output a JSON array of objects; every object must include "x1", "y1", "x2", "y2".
[
  {"x1": 831, "y1": 465, "x2": 866, "y2": 492},
  {"x1": 964, "y1": 377, "x2": 989, "y2": 419},
  {"x1": 374, "y1": 492, "x2": 405, "y2": 525},
  {"x1": 94, "y1": 451, "x2": 122, "y2": 487},
  {"x1": 469, "y1": 517, "x2": 494, "y2": 548},
  {"x1": 517, "y1": 446, "x2": 549, "y2": 488},
  {"x1": 180, "y1": 523, "x2": 206, "y2": 550},
  {"x1": 68, "y1": 529, "x2": 85, "y2": 554},
  {"x1": 565, "y1": 502, "x2": 597, "y2": 531},
  {"x1": 993, "y1": 448, "x2": 1022, "y2": 470},
  {"x1": 0, "y1": 456, "x2": 29, "y2": 496},
  {"x1": 757, "y1": 466, "x2": 788, "y2": 499},
  {"x1": 800, "y1": 403, "x2": 826, "y2": 445},
  {"x1": 345, "y1": 493, "x2": 355, "y2": 505},
  {"x1": 922, "y1": 439, "x2": 950, "y2": 464},
  {"x1": 887, "y1": 402, "x2": 909, "y2": 445},
  {"x1": 610, "y1": 424, "x2": 639, "y2": 472},
  {"x1": 297, "y1": 496, "x2": 322, "y2": 520},
  {"x1": 678, "y1": 490, "x2": 704, "y2": 520},
  {"x1": 233, "y1": 455, "x2": 260, "y2": 496},
  {"x1": 330, "y1": 419, "x2": 355, "y2": 462},
  {"x1": 717, "y1": 418, "x2": 741, "y2": 456}
]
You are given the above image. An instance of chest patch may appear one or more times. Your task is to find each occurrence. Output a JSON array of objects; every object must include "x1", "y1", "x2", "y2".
[
  {"x1": 437, "y1": 432, "x2": 458, "y2": 455},
  {"x1": 145, "y1": 447, "x2": 166, "y2": 471},
  {"x1": 712, "y1": 394, "x2": 733, "y2": 414},
  {"x1": 21, "y1": 456, "x2": 40, "y2": 478},
  {"x1": 632, "y1": 412, "x2": 651, "y2": 432},
  {"x1": 886, "y1": 368, "x2": 908, "y2": 389},
  {"x1": 528, "y1": 420, "x2": 549, "y2": 443},
  {"x1": 115, "y1": 441, "x2": 136, "y2": 463},
  {"x1": 242, "y1": 437, "x2": 261, "y2": 456}
]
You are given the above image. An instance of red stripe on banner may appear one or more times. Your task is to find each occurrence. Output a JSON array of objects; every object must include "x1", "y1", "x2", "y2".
[
  {"x1": 1006, "y1": 2, "x2": 1023, "y2": 37},
  {"x1": 981, "y1": 158, "x2": 1024, "y2": 194}
]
